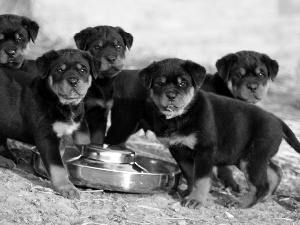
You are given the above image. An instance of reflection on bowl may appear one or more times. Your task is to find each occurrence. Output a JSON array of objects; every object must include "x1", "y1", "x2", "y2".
[{"x1": 33, "y1": 145, "x2": 181, "y2": 194}]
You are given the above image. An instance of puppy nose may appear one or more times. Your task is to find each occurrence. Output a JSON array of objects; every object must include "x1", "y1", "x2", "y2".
[
  {"x1": 105, "y1": 55, "x2": 116, "y2": 63},
  {"x1": 67, "y1": 77, "x2": 79, "y2": 87},
  {"x1": 247, "y1": 83, "x2": 258, "y2": 92},
  {"x1": 166, "y1": 92, "x2": 177, "y2": 101},
  {"x1": 6, "y1": 49, "x2": 16, "y2": 56}
]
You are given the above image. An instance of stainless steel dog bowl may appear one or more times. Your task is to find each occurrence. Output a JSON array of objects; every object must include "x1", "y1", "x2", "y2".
[{"x1": 33, "y1": 145, "x2": 181, "y2": 193}]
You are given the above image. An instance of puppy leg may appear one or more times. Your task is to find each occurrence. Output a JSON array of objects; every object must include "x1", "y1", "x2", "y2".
[
  {"x1": 217, "y1": 166, "x2": 241, "y2": 192},
  {"x1": 73, "y1": 118, "x2": 91, "y2": 151},
  {"x1": 0, "y1": 135, "x2": 15, "y2": 168},
  {"x1": 261, "y1": 160, "x2": 282, "y2": 201},
  {"x1": 86, "y1": 107, "x2": 107, "y2": 144},
  {"x1": 169, "y1": 146, "x2": 194, "y2": 196},
  {"x1": 233, "y1": 159, "x2": 272, "y2": 208},
  {"x1": 35, "y1": 135, "x2": 80, "y2": 199},
  {"x1": 170, "y1": 146, "x2": 213, "y2": 208},
  {"x1": 105, "y1": 98, "x2": 144, "y2": 145}
]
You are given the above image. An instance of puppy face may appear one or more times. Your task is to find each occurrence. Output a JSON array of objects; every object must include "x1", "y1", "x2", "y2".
[
  {"x1": 36, "y1": 49, "x2": 100, "y2": 105},
  {"x1": 74, "y1": 26, "x2": 133, "y2": 78},
  {"x1": 139, "y1": 58, "x2": 206, "y2": 119},
  {"x1": 0, "y1": 14, "x2": 39, "y2": 69},
  {"x1": 216, "y1": 51, "x2": 279, "y2": 104}
]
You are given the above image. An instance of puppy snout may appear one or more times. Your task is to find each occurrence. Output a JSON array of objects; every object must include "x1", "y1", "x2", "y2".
[
  {"x1": 165, "y1": 91, "x2": 177, "y2": 101},
  {"x1": 247, "y1": 83, "x2": 258, "y2": 92},
  {"x1": 67, "y1": 77, "x2": 79, "y2": 87},
  {"x1": 105, "y1": 55, "x2": 117, "y2": 63},
  {"x1": 5, "y1": 49, "x2": 16, "y2": 57}
]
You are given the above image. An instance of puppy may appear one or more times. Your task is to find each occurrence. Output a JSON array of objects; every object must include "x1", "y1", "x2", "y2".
[
  {"x1": 202, "y1": 51, "x2": 279, "y2": 191},
  {"x1": 0, "y1": 49, "x2": 99, "y2": 198},
  {"x1": 202, "y1": 50, "x2": 279, "y2": 104},
  {"x1": 73, "y1": 26, "x2": 133, "y2": 144},
  {"x1": 138, "y1": 58, "x2": 300, "y2": 208},
  {"x1": 0, "y1": 14, "x2": 39, "y2": 72}
]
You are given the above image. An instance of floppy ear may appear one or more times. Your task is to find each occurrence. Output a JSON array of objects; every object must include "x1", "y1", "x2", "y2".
[
  {"x1": 116, "y1": 27, "x2": 133, "y2": 51},
  {"x1": 74, "y1": 27, "x2": 95, "y2": 50},
  {"x1": 82, "y1": 51, "x2": 101, "y2": 79},
  {"x1": 36, "y1": 50, "x2": 60, "y2": 79},
  {"x1": 261, "y1": 54, "x2": 279, "y2": 81},
  {"x1": 182, "y1": 60, "x2": 206, "y2": 88},
  {"x1": 21, "y1": 17, "x2": 39, "y2": 43},
  {"x1": 139, "y1": 62, "x2": 158, "y2": 89},
  {"x1": 216, "y1": 53, "x2": 237, "y2": 82}
]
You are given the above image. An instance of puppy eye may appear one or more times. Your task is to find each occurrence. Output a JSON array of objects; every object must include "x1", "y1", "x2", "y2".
[
  {"x1": 16, "y1": 37, "x2": 23, "y2": 43},
  {"x1": 156, "y1": 81, "x2": 164, "y2": 87},
  {"x1": 94, "y1": 45, "x2": 101, "y2": 50},
  {"x1": 178, "y1": 81, "x2": 187, "y2": 87},
  {"x1": 258, "y1": 72, "x2": 265, "y2": 78},
  {"x1": 56, "y1": 68, "x2": 64, "y2": 73},
  {"x1": 116, "y1": 44, "x2": 122, "y2": 50},
  {"x1": 79, "y1": 68, "x2": 86, "y2": 73}
]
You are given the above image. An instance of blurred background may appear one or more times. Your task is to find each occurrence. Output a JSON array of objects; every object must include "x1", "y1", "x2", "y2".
[{"x1": 0, "y1": 0, "x2": 300, "y2": 102}]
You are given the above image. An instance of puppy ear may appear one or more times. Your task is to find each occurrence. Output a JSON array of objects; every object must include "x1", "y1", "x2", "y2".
[
  {"x1": 182, "y1": 60, "x2": 206, "y2": 88},
  {"x1": 74, "y1": 27, "x2": 95, "y2": 50},
  {"x1": 82, "y1": 51, "x2": 101, "y2": 79},
  {"x1": 216, "y1": 53, "x2": 237, "y2": 82},
  {"x1": 261, "y1": 54, "x2": 279, "y2": 81},
  {"x1": 21, "y1": 17, "x2": 39, "y2": 43},
  {"x1": 116, "y1": 27, "x2": 133, "y2": 51},
  {"x1": 139, "y1": 62, "x2": 158, "y2": 89},
  {"x1": 36, "y1": 50, "x2": 60, "y2": 79}
]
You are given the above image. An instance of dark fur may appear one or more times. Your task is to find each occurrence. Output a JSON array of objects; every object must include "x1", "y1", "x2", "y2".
[
  {"x1": 201, "y1": 51, "x2": 279, "y2": 191},
  {"x1": 202, "y1": 50, "x2": 279, "y2": 104},
  {"x1": 138, "y1": 58, "x2": 300, "y2": 208},
  {"x1": 73, "y1": 26, "x2": 133, "y2": 145},
  {"x1": 0, "y1": 49, "x2": 99, "y2": 198},
  {"x1": 106, "y1": 51, "x2": 280, "y2": 191},
  {"x1": 0, "y1": 14, "x2": 39, "y2": 72}
]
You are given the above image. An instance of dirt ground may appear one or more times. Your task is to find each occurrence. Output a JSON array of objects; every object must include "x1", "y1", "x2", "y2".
[{"x1": 0, "y1": 88, "x2": 299, "y2": 225}]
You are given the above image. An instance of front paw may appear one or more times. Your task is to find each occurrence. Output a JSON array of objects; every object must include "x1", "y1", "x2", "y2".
[
  {"x1": 54, "y1": 181, "x2": 80, "y2": 199},
  {"x1": 181, "y1": 196, "x2": 203, "y2": 209},
  {"x1": 0, "y1": 155, "x2": 15, "y2": 168}
]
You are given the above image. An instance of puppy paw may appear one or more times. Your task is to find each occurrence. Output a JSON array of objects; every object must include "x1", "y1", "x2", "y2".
[
  {"x1": 55, "y1": 182, "x2": 80, "y2": 199},
  {"x1": 0, "y1": 155, "x2": 15, "y2": 169},
  {"x1": 181, "y1": 197, "x2": 203, "y2": 209},
  {"x1": 226, "y1": 199, "x2": 251, "y2": 209}
]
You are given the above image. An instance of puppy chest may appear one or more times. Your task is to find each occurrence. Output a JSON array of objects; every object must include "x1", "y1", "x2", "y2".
[
  {"x1": 52, "y1": 121, "x2": 80, "y2": 138},
  {"x1": 158, "y1": 134, "x2": 197, "y2": 149}
]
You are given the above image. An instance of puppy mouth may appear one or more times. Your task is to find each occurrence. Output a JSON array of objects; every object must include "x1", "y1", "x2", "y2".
[
  {"x1": 237, "y1": 96, "x2": 262, "y2": 104},
  {"x1": 58, "y1": 95, "x2": 83, "y2": 105},
  {"x1": 160, "y1": 104, "x2": 183, "y2": 119}
]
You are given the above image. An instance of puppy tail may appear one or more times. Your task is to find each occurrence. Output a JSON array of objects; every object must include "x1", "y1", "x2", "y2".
[{"x1": 281, "y1": 120, "x2": 300, "y2": 154}]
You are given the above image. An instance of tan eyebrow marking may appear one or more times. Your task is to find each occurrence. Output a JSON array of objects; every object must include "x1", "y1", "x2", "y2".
[{"x1": 60, "y1": 64, "x2": 67, "y2": 70}]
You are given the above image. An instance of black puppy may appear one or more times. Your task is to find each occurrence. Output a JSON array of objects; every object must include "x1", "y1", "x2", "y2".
[
  {"x1": 202, "y1": 50, "x2": 279, "y2": 104},
  {"x1": 0, "y1": 14, "x2": 39, "y2": 72},
  {"x1": 73, "y1": 26, "x2": 133, "y2": 144},
  {"x1": 0, "y1": 49, "x2": 99, "y2": 198},
  {"x1": 138, "y1": 58, "x2": 300, "y2": 208},
  {"x1": 201, "y1": 51, "x2": 279, "y2": 191}
]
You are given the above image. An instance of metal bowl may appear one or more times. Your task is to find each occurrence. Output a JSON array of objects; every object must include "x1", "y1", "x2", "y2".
[
  {"x1": 83, "y1": 144, "x2": 136, "y2": 164},
  {"x1": 33, "y1": 145, "x2": 181, "y2": 194}
]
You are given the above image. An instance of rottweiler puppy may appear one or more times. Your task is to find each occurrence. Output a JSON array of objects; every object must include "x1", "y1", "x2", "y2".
[
  {"x1": 202, "y1": 50, "x2": 279, "y2": 104},
  {"x1": 0, "y1": 14, "x2": 39, "y2": 72},
  {"x1": 73, "y1": 26, "x2": 133, "y2": 144},
  {"x1": 202, "y1": 51, "x2": 279, "y2": 191},
  {"x1": 0, "y1": 48, "x2": 99, "y2": 198},
  {"x1": 138, "y1": 58, "x2": 300, "y2": 208}
]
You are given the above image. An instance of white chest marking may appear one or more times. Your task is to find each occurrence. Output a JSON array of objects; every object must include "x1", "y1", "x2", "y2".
[
  {"x1": 53, "y1": 121, "x2": 80, "y2": 138},
  {"x1": 158, "y1": 133, "x2": 197, "y2": 150}
]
